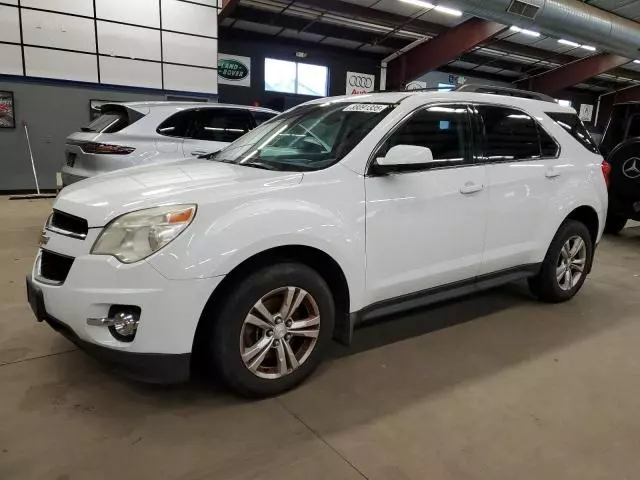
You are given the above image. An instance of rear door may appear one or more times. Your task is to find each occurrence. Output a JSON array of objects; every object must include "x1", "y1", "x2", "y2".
[
  {"x1": 181, "y1": 108, "x2": 255, "y2": 157},
  {"x1": 474, "y1": 104, "x2": 561, "y2": 275}
]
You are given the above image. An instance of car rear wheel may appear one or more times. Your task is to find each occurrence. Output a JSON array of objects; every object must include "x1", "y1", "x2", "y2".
[
  {"x1": 604, "y1": 213, "x2": 627, "y2": 234},
  {"x1": 528, "y1": 220, "x2": 593, "y2": 303},
  {"x1": 205, "y1": 263, "x2": 334, "y2": 397}
]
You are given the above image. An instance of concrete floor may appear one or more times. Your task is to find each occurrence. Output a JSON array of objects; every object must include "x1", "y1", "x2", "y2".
[{"x1": 1, "y1": 196, "x2": 640, "y2": 480}]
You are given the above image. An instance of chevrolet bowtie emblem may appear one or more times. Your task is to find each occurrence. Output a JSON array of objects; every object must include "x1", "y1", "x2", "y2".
[{"x1": 39, "y1": 231, "x2": 50, "y2": 247}]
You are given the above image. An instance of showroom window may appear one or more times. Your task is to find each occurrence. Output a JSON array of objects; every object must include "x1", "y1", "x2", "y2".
[
  {"x1": 264, "y1": 58, "x2": 329, "y2": 97},
  {"x1": 380, "y1": 105, "x2": 470, "y2": 165}
]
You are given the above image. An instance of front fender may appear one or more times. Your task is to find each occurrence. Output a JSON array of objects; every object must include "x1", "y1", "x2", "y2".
[{"x1": 147, "y1": 180, "x2": 366, "y2": 310}]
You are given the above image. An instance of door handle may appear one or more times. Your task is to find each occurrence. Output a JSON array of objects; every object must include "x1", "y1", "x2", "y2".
[
  {"x1": 545, "y1": 167, "x2": 562, "y2": 178},
  {"x1": 460, "y1": 182, "x2": 484, "y2": 195},
  {"x1": 191, "y1": 151, "x2": 208, "y2": 157}
]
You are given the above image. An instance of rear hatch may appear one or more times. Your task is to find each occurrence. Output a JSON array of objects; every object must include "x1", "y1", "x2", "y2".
[{"x1": 64, "y1": 103, "x2": 149, "y2": 174}]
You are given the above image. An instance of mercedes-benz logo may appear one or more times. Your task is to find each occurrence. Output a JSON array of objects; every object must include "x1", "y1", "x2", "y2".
[
  {"x1": 622, "y1": 157, "x2": 640, "y2": 179},
  {"x1": 349, "y1": 76, "x2": 373, "y2": 88}
]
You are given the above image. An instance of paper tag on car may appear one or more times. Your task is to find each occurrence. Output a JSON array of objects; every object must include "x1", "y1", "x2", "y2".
[{"x1": 343, "y1": 104, "x2": 389, "y2": 113}]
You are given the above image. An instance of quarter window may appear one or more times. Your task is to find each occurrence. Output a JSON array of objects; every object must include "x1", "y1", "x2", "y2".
[
  {"x1": 546, "y1": 112, "x2": 599, "y2": 154},
  {"x1": 380, "y1": 105, "x2": 469, "y2": 165},
  {"x1": 477, "y1": 105, "x2": 541, "y2": 160},
  {"x1": 156, "y1": 110, "x2": 194, "y2": 138},
  {"x1": 189, "y1": 109, "x2": 254, "y2": 143}
]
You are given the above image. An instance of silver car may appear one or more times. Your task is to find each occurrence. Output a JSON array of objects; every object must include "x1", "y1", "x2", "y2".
[{"x1": 61, "y1": 102, "x2": 279, "y2": 186}]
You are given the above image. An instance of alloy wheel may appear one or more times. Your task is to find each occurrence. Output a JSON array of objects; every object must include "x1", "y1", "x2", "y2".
[
  {"x1": 556, "y1": 235, "x2": 587, "y2": 291},
  {"x1": 239, "y1": 287, "x2": 321, "y2": 379}
]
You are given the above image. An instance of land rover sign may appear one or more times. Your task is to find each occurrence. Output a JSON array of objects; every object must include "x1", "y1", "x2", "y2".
[{"x1": 217, "y1": 54, "x2": 251, "y2": 87}]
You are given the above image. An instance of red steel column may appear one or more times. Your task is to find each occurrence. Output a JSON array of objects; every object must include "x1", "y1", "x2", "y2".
[
  {"x1": 387, "y1": 18, "x2": 505, "y2": 89},
  {"x1": 515, "y1": 53, "x2": 630, "y2": 94},
  {"x1": 220, "y1": 0, "x2": 241, "y2": 20}
]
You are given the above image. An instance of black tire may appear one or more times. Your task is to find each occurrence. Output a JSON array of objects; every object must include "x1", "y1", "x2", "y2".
[
  {"x1": 204, "y1": 262, "x2": 335, "y2": 398},
  {"x1": 528, "y1": 220, "x2": 593, "y2": 303},
  {"x1": 604, "y1": 213, "x2": 627, "y2": 234}
]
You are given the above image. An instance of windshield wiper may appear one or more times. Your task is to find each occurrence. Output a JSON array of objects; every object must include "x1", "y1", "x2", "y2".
[{"x1": 239, "y1": 160, "x2": 278, "y2": 171}]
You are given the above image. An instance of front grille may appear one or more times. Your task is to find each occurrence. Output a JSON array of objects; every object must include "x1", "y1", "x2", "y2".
[
  {"x1": 39, "y1": 250, "x2": 74, "y2": 284},
  {"x1": 49, "y1": 210, "x2": 88, "y2": 239}
]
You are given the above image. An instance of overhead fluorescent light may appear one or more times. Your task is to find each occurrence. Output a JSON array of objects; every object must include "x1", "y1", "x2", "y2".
[
  {"x1": 509, "y1": 25, "x2": 540, "y2": 37},
  {"x1": 433, "y1": 5, "x2": 463, "y2": 16},
  {"x1": 633, "y1": 60, "x2": 640, "y2": 64},
  {"x1": 580, "y1": 45, "x2": 596, "y2": 51},
  {"x1": 399, "y1": 0, "x2": 463, "y2": 16},
  {"x1": 558, "y1": 39, "x2": 580, "y2": 48}
]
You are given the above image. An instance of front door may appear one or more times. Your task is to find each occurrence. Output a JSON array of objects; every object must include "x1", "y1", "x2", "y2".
[{"x1": 365, "y1": 104, "x2": 488, "y2": 305}]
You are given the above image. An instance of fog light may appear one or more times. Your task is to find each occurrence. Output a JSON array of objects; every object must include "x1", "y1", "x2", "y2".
[
  {"x1": 87, "y1": 307, "x2": 140, "y2": 342},
  {"x1": 109, "y1": 312, "x2": 139, "y2": 341}
]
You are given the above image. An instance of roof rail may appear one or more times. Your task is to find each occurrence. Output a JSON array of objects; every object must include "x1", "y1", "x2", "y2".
[{"x1": 455, "y1": 84, "x2": 557, "y2": 103}]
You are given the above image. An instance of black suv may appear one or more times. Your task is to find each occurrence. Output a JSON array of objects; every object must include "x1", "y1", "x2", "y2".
[{"x1": 600, "y1": 101, "x2": 640, "y2": 233}]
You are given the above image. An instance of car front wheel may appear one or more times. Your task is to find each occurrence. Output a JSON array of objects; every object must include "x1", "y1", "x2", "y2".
[{"x1": 206, "y1": 263, "x2": 335, "y2": 397}]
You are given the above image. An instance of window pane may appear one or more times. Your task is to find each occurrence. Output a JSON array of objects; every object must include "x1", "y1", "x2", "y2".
[
  {"x1": 546, "y1": 112, "x2": 599, "y2": 154},
  {"x1": 383, "y1": 105, "x2": 468, "y2": 163},
  {"x1": 190, "y1": 109, "x2": 253, "y2": 142},
  {"x1": 600, "y1": 104, "x2": 627, "y2": 157},
  {"x1": 538, "y1": 125, "x2": 559, "y2": 157},
  {"x1": 253, "y1": 111, "x2": 278, "y2": 126},
  {"x1": 156, "y1": 110, "x2": 193, "y2": 138},
  {"x1": 265, "y1": 58, "x2": 296, "y2": 94},
  {"x1": 297, "y1": 63, "x2": 328, "y2": 97},
  {"x1": 478, "y1": 106, "x2": 540, "y2": 160}
]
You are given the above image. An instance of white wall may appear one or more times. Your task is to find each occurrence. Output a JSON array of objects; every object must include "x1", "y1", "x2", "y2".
[
  {"x1": 413, "y1": 71, "x2": 511, "y2": 89},
  {"x1": 0, "y1": 0, "x2": 218, "y2": 94}
]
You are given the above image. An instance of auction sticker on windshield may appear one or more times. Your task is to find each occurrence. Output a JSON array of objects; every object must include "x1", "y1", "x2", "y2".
[{"x1": 343, "y1": 104, "x2": 390, "y2": 113}]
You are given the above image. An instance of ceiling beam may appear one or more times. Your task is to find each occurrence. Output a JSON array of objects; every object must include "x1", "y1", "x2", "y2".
[
  {"x1": 220, "y1": 0, "x2": 241, "y2": 20},
  {"x1": 515, "y1": 53, "x2": 632, "y2": 94},
  {"x1": 230, "y1": 5, "x2": 407, "y2": 50},
  {"x1": 387, "y1": 18, "x2": 506, "y2": 88}
]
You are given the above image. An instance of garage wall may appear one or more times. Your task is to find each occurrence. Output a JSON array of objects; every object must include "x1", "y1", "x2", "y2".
[
  {"x1": 0, "y1": 0, "x2": 219, "y2": 94},
  {"x1": 0, "y1": 79, "x2": 171, "y2": 192},
  {"x1": 217, "y1": 29, "x2": 382, "y2": 111}
]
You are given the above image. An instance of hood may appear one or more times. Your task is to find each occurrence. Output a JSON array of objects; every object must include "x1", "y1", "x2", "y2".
[{"x1": 54, "y1": 159, "x2": 303, "y2": 227}]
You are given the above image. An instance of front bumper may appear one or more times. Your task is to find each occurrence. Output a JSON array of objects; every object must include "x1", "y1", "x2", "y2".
[
  {"x1": 27, "y1": 241, "x2": 222, "y2": 382},
  {"x1": 27, "y1": 275, "x2": 190, "y2": 383}
]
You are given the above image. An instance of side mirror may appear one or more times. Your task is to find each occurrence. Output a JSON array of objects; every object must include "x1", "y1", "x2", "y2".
[{"x1": 376, "y1": 145, "x2": 434, "y2": 173}]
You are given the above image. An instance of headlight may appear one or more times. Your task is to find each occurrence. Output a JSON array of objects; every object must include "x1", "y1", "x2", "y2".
[{"x1": 91, "y1": 204, "x2": 196, "y2": 263}]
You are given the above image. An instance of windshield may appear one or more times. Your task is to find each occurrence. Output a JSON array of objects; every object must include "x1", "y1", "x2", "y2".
[{"x1": 213, "y1": 102, "x2": 396, "y2": 171}]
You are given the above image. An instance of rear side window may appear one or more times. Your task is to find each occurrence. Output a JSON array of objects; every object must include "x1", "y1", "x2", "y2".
[
  {"x1": 157, "y1": 110, "x2": 195, "y2": 138},
  {"x1": 477, "y1": 105, "x2": 542, "y2": 160},
  {"x1": 81, "y1": 106, "x2": 145, "y2": 134},
  {"x1": 380, "y1": 104, "x2": 469, "y2": 165},
  {"x1": 253, "y1": 111, "x2": 278, "y2": 126},
  {"x1": 538, "y1": 125, "x2": 560, "y2": 157},
  {"x1": 546, "y1": 112, "x2": 599, "y2": 154},
  {"x1": 189, "y1": 108, "x2": 254, "y2": 142}
]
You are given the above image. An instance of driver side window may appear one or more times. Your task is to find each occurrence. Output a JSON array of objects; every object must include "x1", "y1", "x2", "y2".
[{"x1": 380, "y1": 104, "x2": 470, "y2": 166}]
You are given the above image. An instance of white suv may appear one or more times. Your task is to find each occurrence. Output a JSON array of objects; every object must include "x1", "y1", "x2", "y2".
[
  {"x1": 61, "y1": 102, "x2": 278, "y2": 186},
  {"x1": 27, "y1": 88, "x2": 608, "y2": 397}
]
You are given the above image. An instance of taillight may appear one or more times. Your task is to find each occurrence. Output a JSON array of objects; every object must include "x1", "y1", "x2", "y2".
[
  {"x1": 79, "y1": 142, "x2": 135, "y2": 155},
  {"x1": 601, "y1": 160, "x2": 612, "y2": 188}
]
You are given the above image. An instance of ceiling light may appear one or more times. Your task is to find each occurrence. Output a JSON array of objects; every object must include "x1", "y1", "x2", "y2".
[
  {"x1": 558, "y1": 39, "x2": 580, "y2": 48},
  {"x1": 580, "y1": 45, "x2": 596, "y2": 51},
  {"x1": 433, "y1": 5, "x2": 463, "y2": 16},
  {"x1": 399, "y1": 0, "x2": 463, "y2": 16},
  {"x1": 634, "y1": 60, "x2": 640, "y2": 64},
  {"x1": 509, "y1": 26, "x2": 540, "y2": 37}
]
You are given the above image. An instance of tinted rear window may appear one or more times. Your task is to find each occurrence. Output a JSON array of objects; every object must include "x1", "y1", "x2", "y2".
[
  {"x1": 546, "y1": 112, "x2": 599, "y2": 154},
  {"x1": 81, "y1": 106, "x2": 144, "y2": 134}
]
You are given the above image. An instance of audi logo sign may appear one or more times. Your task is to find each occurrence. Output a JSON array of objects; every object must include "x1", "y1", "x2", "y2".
[{"x1": 346, "y1": 71, "x2": 375, "y2": 95}]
